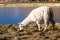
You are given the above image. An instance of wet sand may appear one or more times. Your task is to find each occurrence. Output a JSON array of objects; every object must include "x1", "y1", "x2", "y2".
[{"x1": 0, "y1": 23, "x2": 60, "y2": 40}]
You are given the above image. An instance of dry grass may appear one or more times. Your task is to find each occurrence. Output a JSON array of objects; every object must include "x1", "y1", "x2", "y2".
[{"x1": 0, "y1": 23, "x2": 60, "y2": 40}]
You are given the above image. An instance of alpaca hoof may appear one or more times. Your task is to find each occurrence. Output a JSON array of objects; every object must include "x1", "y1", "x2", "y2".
[
  {"x1": 38, "y1": 29, "x2": 41, "y2": 31},
  {"x1": 43, "y1": 28, "x2": 46, "y2": 31},
  {"x1": 38, "y1": 28, "x2": 43, "y2": 31}
]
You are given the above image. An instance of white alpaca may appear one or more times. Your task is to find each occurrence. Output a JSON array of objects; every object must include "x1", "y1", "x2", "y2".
[{"x1": 18, "y1": 6, "x2": 55, "y2": 31}]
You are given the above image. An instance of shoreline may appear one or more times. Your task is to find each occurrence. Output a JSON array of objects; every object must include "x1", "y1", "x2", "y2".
[
  {"x1": 0, "y1": 23, "x2": 60, "y2": 25},
  {"x1": 0, "y1": 3, "x2": 60, "y2": 7}
]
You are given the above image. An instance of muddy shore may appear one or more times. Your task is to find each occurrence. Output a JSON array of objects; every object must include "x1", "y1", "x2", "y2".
[
  {"x1": 0, "y1": 23, "x2": 60, "y2": 40},
  {"x1": 0, "y1": 3, "x2": 60, "y2": 7}
]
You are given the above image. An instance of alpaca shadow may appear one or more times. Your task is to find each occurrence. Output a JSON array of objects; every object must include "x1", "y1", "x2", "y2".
[
  {"x1": 39, "y1": 29, "x2": 50, "y2": 37},
  {"x1": 55, "y1": 35, "x2": 60, "y2": 39},
  {"x1": 50, "y1": 27, "x2": 60, "y2": 31}
]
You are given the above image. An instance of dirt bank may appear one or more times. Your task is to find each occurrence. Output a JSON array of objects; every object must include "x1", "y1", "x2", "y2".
[
  {"x1": 0, "y1": 23, "x2": 60, "y2": 40},
  {"x1": 0, "y1": 3, "x2": 60, "y2": 7}
]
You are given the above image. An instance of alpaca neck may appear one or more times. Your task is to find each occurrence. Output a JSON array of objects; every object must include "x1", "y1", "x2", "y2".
[{"x1": 21, "y1": 17, "x2": 31, "y2": 26}]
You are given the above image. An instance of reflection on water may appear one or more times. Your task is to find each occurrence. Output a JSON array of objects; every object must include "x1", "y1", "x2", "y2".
[{"x1": 0, "y1": 7, "x2": 60, "y2": 24}]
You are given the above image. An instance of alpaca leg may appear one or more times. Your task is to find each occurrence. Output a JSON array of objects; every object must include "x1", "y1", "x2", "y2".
[
  {"x1": 44, "y1": 20, "x2": 49, "y2": 31},
  {"x1": 36, "y1": 21, "x2": 41, "y2": 31},
  {"x1": 50, "y1": 18, "x2": 55, "y2": 30}
]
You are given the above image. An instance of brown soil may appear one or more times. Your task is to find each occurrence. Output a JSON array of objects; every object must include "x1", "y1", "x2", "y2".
[{"x1": 0, "y1": 24, "x2": 60, "y2": 40}]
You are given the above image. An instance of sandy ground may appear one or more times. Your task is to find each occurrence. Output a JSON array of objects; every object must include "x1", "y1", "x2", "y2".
[{"x1": 0, "y1": 23, "x2": 60, "y2": 40}]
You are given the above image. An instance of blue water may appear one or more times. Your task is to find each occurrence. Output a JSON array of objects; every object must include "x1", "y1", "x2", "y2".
[
  {"x1": 0, "y1": 7, "x2": 31, "y2": 24},
  {"x1": 0, "y1": 7, "x2": 60, "y2": 24}
]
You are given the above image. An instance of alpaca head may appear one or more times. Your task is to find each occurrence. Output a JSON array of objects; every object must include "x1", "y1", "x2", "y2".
[
  {"x1": 18, "y1": 22, "x2": 24, "y2": 30},
  {"x1": 19, "y1": 24, "x2": 23, "y2": 30}
]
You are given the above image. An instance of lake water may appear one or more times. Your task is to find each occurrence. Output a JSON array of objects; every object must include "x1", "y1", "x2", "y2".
[{"x1": 0, "y1": 7, "x2": 60, "y2": 24}]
